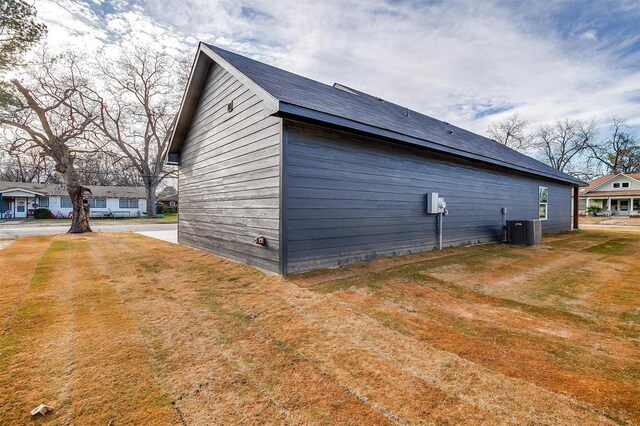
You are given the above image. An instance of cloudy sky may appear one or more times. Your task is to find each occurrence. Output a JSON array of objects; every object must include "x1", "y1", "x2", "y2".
[{"x1": 35, "y1": 0, "x2": 640, "y2": 135}]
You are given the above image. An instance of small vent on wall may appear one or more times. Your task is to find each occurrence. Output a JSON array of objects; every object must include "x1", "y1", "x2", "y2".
[
  {"x1": 167, "y1": 153, "x2": 180, "y2": 165},
  {"x1": 227, "y1": 100, "x2": 234, "y2": 113}
]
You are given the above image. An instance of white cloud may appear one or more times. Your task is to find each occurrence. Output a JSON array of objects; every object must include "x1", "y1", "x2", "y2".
[
  {"x1": 33, "y1": 0, "x2": 640, "y2": 134},
  {"x1": 580, "y1": 30, "x2": 598, "y2": 41},
  {"x1": 35, "y1": 0, "x2": 108, "y2": 50}
]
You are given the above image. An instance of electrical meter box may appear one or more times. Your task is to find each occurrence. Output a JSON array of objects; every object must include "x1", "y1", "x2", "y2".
[{"x1": 426, "y1": 193, "x2": 446, "y2": 214}]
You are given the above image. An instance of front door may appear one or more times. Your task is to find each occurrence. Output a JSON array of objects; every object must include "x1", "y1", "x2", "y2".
[{"x1": 14, "y1": 197, "x2": 27, "y2": 218}]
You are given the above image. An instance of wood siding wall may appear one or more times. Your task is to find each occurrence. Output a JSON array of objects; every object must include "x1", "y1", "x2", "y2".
[
  {"x1": 178, "y1": 63, "x2": 282, "y2": 272},
  {"x1": 284, "y1": 122, "x2": 572, "y2": 273}
]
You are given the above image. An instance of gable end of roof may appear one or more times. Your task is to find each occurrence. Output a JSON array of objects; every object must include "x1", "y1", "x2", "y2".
[
  {"x1": 583, "y1": 173, "x2": 640, "y2": 193},
  {"x1": 168, "y1": 43, "x2": 279, "y2": 159}
]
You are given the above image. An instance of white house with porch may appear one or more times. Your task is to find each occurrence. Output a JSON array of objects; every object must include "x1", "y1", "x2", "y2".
[
  {"x1": 0, "y1": 181, "x2": 147, "y2": 219},
  {"x1": 579, "y1": 173, "x2": 640, "y2": 216}
]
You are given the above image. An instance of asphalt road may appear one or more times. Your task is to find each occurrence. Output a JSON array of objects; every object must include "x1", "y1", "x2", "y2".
[{"x1": 0, "y1": 221, "x2": 177, "y2": 241}]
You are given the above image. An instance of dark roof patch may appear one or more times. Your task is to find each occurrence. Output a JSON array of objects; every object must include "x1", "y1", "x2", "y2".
[{"x1": 170, "y1": 43, "x2": 585, "y2": 186}]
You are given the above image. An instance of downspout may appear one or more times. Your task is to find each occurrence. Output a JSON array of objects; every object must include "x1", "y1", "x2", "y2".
[
  {"x1": 572, "y1": 187, "x2": 579, "y2": 230},
  {"x1": 502, "y1": 207, "x2": 507, "y2": 241},
  {"x1": 437, "y1": 212, "x2": 443, "y2": 250}
]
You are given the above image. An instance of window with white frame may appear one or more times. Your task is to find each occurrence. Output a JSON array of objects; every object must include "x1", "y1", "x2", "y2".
[
  {"x1": 622, "y1": 182, "x2": 630, "y2": 188},
  {"x1": 60, "y1": 196, "x2": 72, "y2": 208},
  {"x1": 38, "y1": 197, "x2": 49, "y2": 208},
  {"x1": 539, "y1": 186, "x2": 548, "y2": 220},
  {"x1": 613, "y1": 183, "x2": 620, "y2": 188},
  {"x1": 87, "y1": 198, "x2": 106, "y2": 208},
  {"x1": 119, "y1": 198, "x2": 138, "y2": 208}
]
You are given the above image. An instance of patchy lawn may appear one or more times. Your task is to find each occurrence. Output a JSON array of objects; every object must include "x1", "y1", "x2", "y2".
[
  {"x1": 580, "y1": 216, "x2": 640, "y2": 226},
  {"x1": 1, "y1": 229, "x2": 639, "y2": 425}
]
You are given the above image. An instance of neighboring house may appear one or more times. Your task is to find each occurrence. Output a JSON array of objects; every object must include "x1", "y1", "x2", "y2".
[
  {"x1": 579, "y1": 173, "x2": 640, "y2": 215},
  {"x1": 167, "y1": 43, "x2": 585, "y2": 274},
  {"x1": 158, "y1": 194, "x2": 178, "y2": 207},
  {"x1": 0, "y1": 181, "x2": 147, "y2": 219}
]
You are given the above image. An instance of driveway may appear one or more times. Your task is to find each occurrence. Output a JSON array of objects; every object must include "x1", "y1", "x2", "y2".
[
  {"x1": 136, "y1": 229, "x2": 178, "y2": 243},
  {"x1": 0, "y1": 221, "x2": 177, "y2": 241}
]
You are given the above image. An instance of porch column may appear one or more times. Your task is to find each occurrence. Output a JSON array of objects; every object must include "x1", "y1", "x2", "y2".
[
  {"x1": 607, "y1": 197, "x2": 611, "y2": 213},
  {"x1": 631, "y1": 197, "x2": 634, "y2": 214},
  {"x1": 573, "y1": 187, "x2": 579, "y2": 230}
]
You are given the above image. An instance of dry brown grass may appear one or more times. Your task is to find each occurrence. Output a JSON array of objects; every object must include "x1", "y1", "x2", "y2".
[
  {"x1": 1, "y1": 229, "x2": 639, "y2": 424},
  {"x1": 580, "y1": 216, "x2": 640, "y2": 226},
  {"x1": 0, "y1": 236, "x2": 177, "y2": 425},
  {"x1": 0, "y1": 236, "x2": 50, "y2": 331}
]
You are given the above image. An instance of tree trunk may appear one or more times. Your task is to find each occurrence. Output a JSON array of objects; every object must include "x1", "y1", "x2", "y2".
[
  {"x1": 60, "y1": 156, "x2": 91, "y2": 234},
  {"x1": 67, "y1": 184, "x2": 91, "y2": 233},
  {"x1": 145, "y1": 182, "x2": 157, "y2": 219}
]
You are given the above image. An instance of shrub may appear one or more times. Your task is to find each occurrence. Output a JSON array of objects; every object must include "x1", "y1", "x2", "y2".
[
  {"x1": 164, "y1": 205, "x2": 178, "y2": 215},
  {"x1": 587, "y1": 205, "x2": 604, "y2": 216},
  {"x1": 155, "y1": 204, "x2": 165, "y2": 214},
  {"x1": 34, "y1": 208, "x2": 51, "y2": 219}
]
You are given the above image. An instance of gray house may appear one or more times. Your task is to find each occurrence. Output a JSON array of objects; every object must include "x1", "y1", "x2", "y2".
[{"x1": 168, "y1": 43, "x2": 584, "y2": 273}]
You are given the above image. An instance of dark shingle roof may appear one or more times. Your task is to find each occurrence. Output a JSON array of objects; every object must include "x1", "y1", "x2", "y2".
[
  {"x1": 158, "y1": 194, "x2": 178, "y2": 202},
  {"x1": 0, "y1": 181, "x2": 146, "y2": 198},
  {"x1": 179, "y1": 43, "x2": 584, "y2": 186}
]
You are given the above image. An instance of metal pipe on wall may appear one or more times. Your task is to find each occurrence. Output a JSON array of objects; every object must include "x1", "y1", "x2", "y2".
[
  {"x1": 437, "y1": 212, "x2": 443, "y2": 250},
  {"x1": 502, "y1": 207, "x2": 507, "y2": 241}
]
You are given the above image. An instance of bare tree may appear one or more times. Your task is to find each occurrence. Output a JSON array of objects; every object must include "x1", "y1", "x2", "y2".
[
  {"x1": 533, "y1": 118, "x2": 596, "y2": 175},
  {"x1": 1, "y1": 132, "x2": 142, "y2": 185},
  {"x1": 0, "y1": 50, "x2": 95, "y2": 232},
  {"x1": 74, "y1": 151, "x2": 143, "y2": 186},
  {"x1": 87, "y1": 46, "x2": 186, "y2": 218},
  {"x1": 566, "y1": 156, "x2": 603, "y2": 182},
  {"x1": 487, "y1": 112, "x2": 530, "y2": 150},
  {"x1": 157, "y1": 185, "x2": 177, "y2": 199},
  {"x1": 589, "y1": 117, "x2": 640, "y2": 174},
  {"x1": 0, "y1": 135, "x2": 60, "y2": 183}
]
